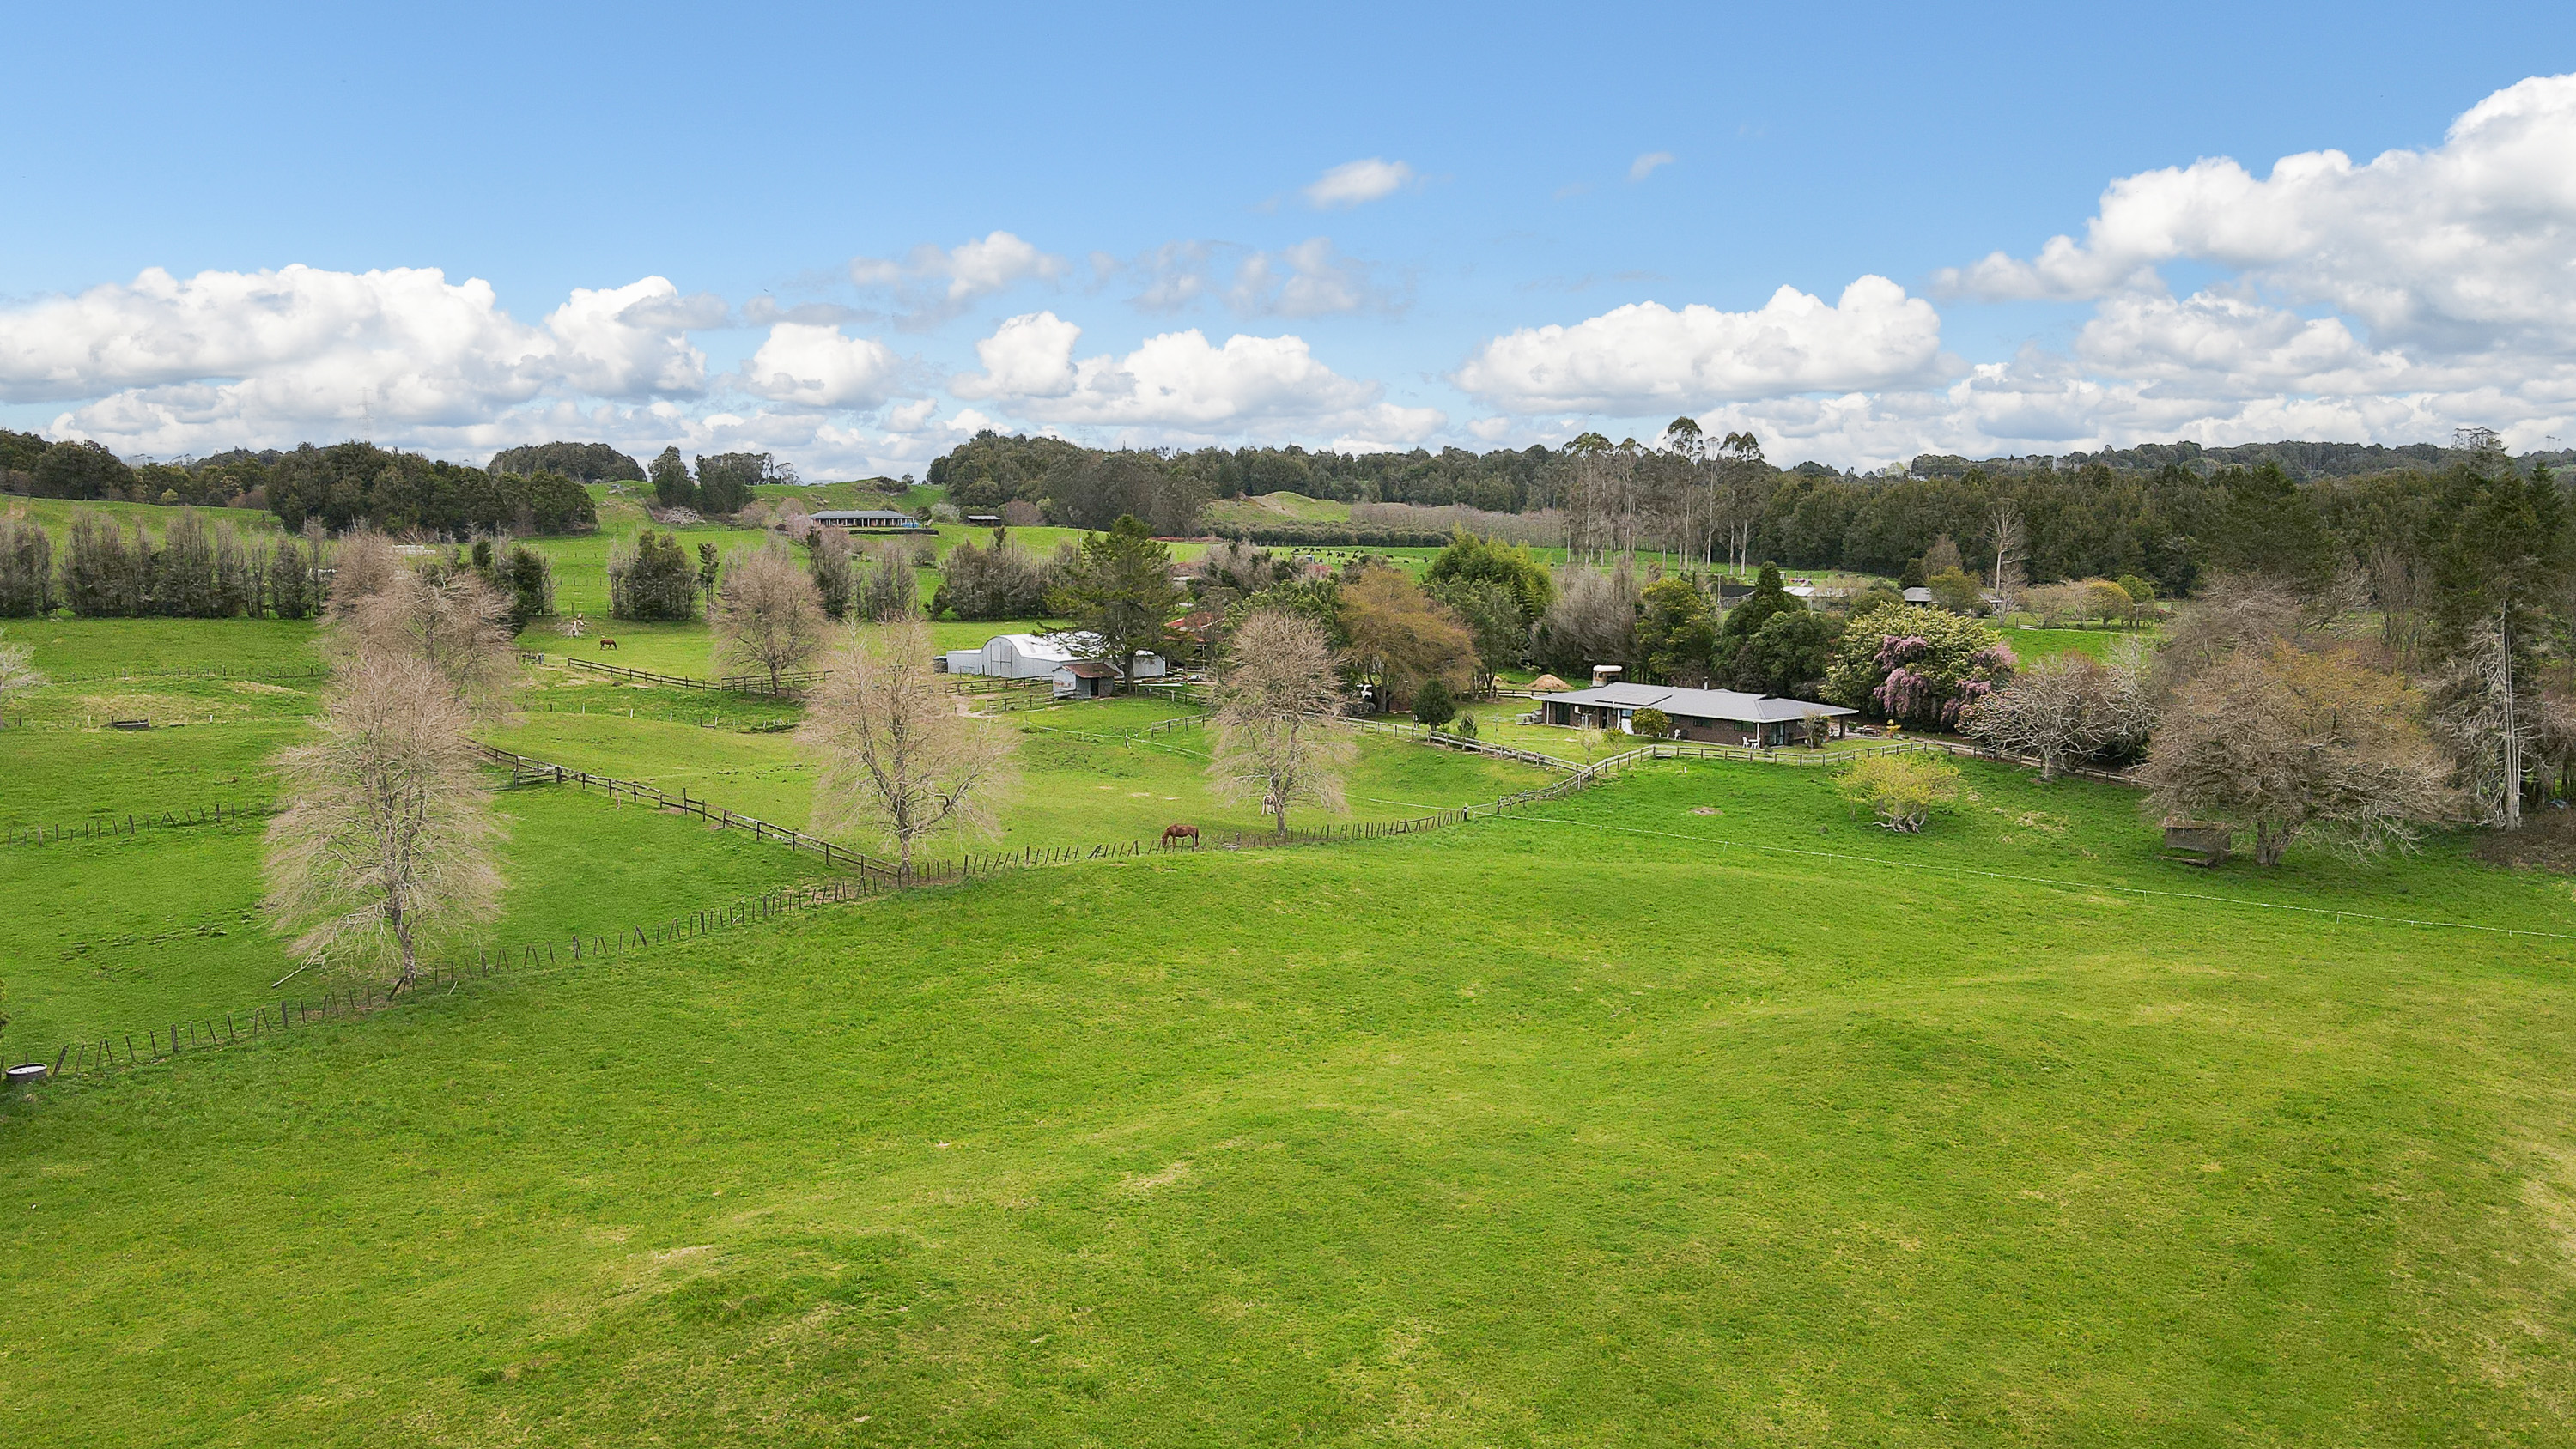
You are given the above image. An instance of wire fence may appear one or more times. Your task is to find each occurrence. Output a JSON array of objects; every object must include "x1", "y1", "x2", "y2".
[
  {"x1": 469, "y1": 742, "x2": 905, "y2": 880},
  {"x1": 36, "y1": 663, "x2": 333, "y2": 687},
  {"x1": 18, "y1": 879, "x2": 916, "y2": 1083},
  {"x1": 550, "y1": 655, "x2": 825, "y2": 697},
  {"x1": 6, "y1": 799, "x2": 276, "y2": 848},
  {"x1": 944, "y1": 675, "x2": 1052, "y2": 697},
  {"x1": 11, "y1": 809, "x2": 1481, "y2": 1083},
  {"x1": 5, "y1": 708, "x2": 2145, "y2": 1083}
]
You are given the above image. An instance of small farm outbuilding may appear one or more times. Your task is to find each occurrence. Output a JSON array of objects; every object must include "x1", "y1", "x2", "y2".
[
  {"x1": 1540, "y1": 682, "x2": 1856, "y2": 746},
  {"x1": 1053, "y1": 660, "x2": 1120, "y2": 699}
]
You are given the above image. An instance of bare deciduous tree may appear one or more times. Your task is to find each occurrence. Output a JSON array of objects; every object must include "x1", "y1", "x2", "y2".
[
  {"x1": 714, "y1": 543, "x2": 830, "y2": 692},
  {"x1": 2433, "y1": 611, "x2": 2535, "y2": 829},
  {"x1": 2140, "y1": 643, "x2": 2458, "y2": 866},
  {"x1": 1985, "y1": 499, "x2": 2026, "y2": 607},
  {"x1": 1207, "y1": 609, "x2": 1355, "y2": 834},
  {"x1": 0, "y1": 627, "x2": 47, "y2": 724},
  {"x1": 264, "y1": 654, "x2": 505, "y2": 986},
  {"x1": 2152, "y1": 573, "x2": 2323, "y2": 700},
  {"x1": 1962, "y1": 645, "x2": 2151, "y2": 781},
  {"x1": 801, "y1": 620, "x2": 1018, "y2": 870},
  {"x1": 324, "y1": 530, "x2": 406, "y2": 623},
  {"x1": 348, "y1": 569, "x2": 519, "y2": 715}
]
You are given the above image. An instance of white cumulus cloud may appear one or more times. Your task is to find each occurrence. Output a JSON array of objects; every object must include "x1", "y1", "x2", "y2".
[
  {"x1": 848, "y1": 230, "x2": 1068, "y2": 325},
  {"x1": 740, "y1": 323, "x2": 902, "y2": 409},
  {"x1": 1934, "y1": 72, "x2": 2576, "y2": 357},
  {"x1": 1453, "y1": 276, "x2": 1945, "y2": 413},
  {"x1": 1628, "y1": 150, "x2": 1675, "y2": 182},
  {"x1": 952, "y1": 311, "x2": 1442, "y2": 444},
  {"x1": 1, "y1": 264, "x2": 721, "y2": 458},
  {"x1": 1304, "y1": 157, "x2": 1416, "y2": 209}
]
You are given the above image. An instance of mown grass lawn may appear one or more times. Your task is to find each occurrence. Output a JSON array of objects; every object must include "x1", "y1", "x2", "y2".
[{"x1": 3, "y1": 758, "x2": 2573, "y2": 1446}]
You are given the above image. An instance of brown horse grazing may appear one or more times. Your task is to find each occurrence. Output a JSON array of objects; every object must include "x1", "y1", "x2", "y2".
[
  {"x1": 598, "y1": 637, "x2": 618, "y2": 651},
  {"x1": 1161, "y1": 822, "x2": 1200, "y2": 849}
]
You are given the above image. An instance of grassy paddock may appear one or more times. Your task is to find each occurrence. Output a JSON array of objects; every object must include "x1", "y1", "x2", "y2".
[
  {"x1": 1996, "y1": 625, "x2": 2135, "y2": 662},
  {"x1": 488, "y1": 693, "x2": 1552, "y2": 848},
  {"x1": 3, "y1": 760, "x2": 2573, "y2": 1443},
  {"x1": 8, "y1": 618, "x2": 324, "y2": 678},
  {"x1": 0, "y1": 781, "x2": 844, "y2": 1054}
]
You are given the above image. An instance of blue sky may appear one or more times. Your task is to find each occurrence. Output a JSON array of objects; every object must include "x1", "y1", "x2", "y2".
[{"x1": 5, "y1": 1, "x2": 2573, "y2": 476}]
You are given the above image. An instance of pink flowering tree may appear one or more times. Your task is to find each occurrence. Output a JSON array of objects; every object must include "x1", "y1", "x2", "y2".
[{"x1": 1826, "y1": 604, "x2": 2016, "y2": 729}]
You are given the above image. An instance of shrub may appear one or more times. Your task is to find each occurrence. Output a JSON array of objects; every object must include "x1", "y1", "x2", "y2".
[
  {"x1": 1825, "y1": 604, "x2": 2015, "y2": 729},
  {"x1": 1630, "y1": 706, "x2": 1672, "y2": 739},
  {"x1": 1413, "y1": 675, "x2": 1457, "y2": 729},
  {"x1": 1837, "y1": 754, "x2": 1962, "y2": 832}
]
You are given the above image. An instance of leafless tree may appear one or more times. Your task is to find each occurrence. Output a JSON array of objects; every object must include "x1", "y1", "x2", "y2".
[
  {"x1": 2022, "y1": 582, "x2": 2080, "y2": 629},
  {"x1": 1962, "y1": 645, "x2": 2150, "y2": 781},
  {"x1": 2433, "y1": 610, "x2": 2535, "y2": 829},
  {"x1": 801, "y1": 620, "x2": 1018, "y2": 870},
  {"x1": 2139, "y1": 643, "x2": 2458, "y2": 866},
  {"x1": 0, "y1": 628, "x2": 47, "y2": 724},
  {"x1": 2152, "y1": 573, "x2": 2322, "y2": 700},
  {"x1": 324, "y1": 530, "x2": 406, "y2": 623},
  {"x1": 1208, "y1": 609, "x2": 1356, "y2": 834},
  {"x1": 1530, "y1": 557, "x2": 1640, "y2": 680},
  {"x1": 2367, "y1": 540, "x2": 2429, "y2": 666},
  {"x1": 714, "y1": 543, "x2": 830, "y2": 693},
  {"x1": 346, "y1": 568, "x2": 519, "y2": 717},
  {"x1": 1985, "y1": 499, "x2": 2026, "y2": 607},
  {"x1": 264, "y1": 653, "x2": 506, "y2": 986}
]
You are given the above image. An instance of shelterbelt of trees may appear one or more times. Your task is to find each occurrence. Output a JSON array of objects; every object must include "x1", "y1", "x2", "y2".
[
  {"x1": 6, "y1": 425, "x2": 2571, "y2": 603},
  {"x1": 925, "y1": 428, "x2": 2576, "y2": 600},
  {"x1": 0, "y1": 435, "x2": 596, "y2": 537}
]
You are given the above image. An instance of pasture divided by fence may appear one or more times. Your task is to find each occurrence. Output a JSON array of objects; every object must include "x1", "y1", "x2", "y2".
[
  {"x1": 945, "y1": 675, "x2": 1052, "y2": 697},
  {"x1": 15, "y1": 806, "x2": 1481, "y2": 1082},
  {"x1": 469, "y1": 742, "x2": 904, "y2": 880},
  {"x1": 38, "y1": 664, "x2": 333, "y2": 688},
  {"x1": 10, "y1": 711, "x2": 2136, "y2": 1082},
  {"x1": 6, "y1": 799, "x2": 274, "y2": 847},
  {"x1": 537, "y1": 654, "x2": 826, "y2": 698}
]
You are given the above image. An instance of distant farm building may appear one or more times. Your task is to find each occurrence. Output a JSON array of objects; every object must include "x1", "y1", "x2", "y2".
[
  {"x1": 940, "y1": 632, "x2": 1170, "y2": 684},
  {"x1": 1540, "y1": 682, "x2": 1856, "y2": 746},
  {"x1": 963, "y1": 513, "x2": 1005, "y2": 528},
  {"x1": 1053, "y1": 660, "x2": 1121, "y2": 699},
  {"x1": 810, "y1": 508, "x2": 932, "y2": 532}
]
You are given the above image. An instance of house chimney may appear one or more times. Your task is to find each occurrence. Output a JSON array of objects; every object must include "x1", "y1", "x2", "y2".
[{"x1": 1591, "y1": 664, "x2": 1622, "y2": 688}]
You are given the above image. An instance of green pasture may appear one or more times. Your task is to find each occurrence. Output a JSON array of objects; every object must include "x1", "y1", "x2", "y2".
[
  {"x1": 1, "y1": 494, "x2": 286, "y2": 544},
  {"x1": 6, "y1": 756, "x2": 2576, "y2": 1444},
  {"x1": 525, "y1": 617, "x2": 1071, "y2": 677},
  {"x1": 1996, "y1": 624, "x2": 2138, "y2": 662},
  {"x1": 488, "y1": 690, "x2": 1552, "y2": 850},
  {"x1": 0, "y1": 781, "x2": 846, "y2": 1057}
]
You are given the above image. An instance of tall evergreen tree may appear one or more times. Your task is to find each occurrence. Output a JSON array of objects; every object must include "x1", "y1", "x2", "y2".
[
  {"x1": 2209, "y1": 461, "x2": 2335, "y2": 585},
  {"x1": 649, "y1": 446, "x2": 696, "y2": 509},
  {"x1": 1047, "y1": 515, "x2": 1183, "y2": 692}
]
